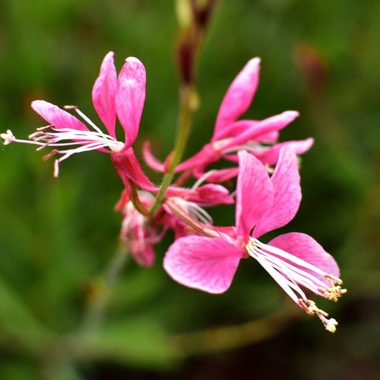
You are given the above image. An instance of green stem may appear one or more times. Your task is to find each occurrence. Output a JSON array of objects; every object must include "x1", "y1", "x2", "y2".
[
  {"x1": 79, "y1": 243, "x2": 130, "y2": 336},
  {"x1": 171, "y1": 303, "x2": 299, "y2": 358},
  {"x1": 41, "y1": 244, "x2": 130, "y2": 379},
  {"x1": 150, "y1": 86, "x2": 193, "y2": 215}
]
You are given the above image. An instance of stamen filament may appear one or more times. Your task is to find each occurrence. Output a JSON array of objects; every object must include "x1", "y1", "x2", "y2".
[
  {"x1": 170, "y1": 197, "x2": 213, "y2": 225},
  {"x1": 64, "y1": 105, "x2": 107, "y2": 136},
  {"x1": 253, "y1": 239, "x2": 328, "y2": 278},
  {"x1": 223, "y1": 141, "x2": 269, "y2": 155},
  {"x1": 248, "y1": 246, "x2": 308, "y2": 303},
  {"x1": 192, "y1": 170, "x2": 217, "y2": 189},
  {"x1": 1, "y1": 116, "x2": 124, "y2": 176},
  {"x1": 246, "y1": 238, "x2": 344, "y2": 332},
  {"x1": 257, "y1": 249, "x2": 328, "y2": 292}
]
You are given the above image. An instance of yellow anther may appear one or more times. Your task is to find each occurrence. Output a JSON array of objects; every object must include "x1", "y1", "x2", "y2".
[
  {"x1": 324, "y1": 274, "x2": 343, "y2": 286},
  {"x1": 323, "y1": 284, "x2": 347, "y2": 302},
  {"x1": 298, "y1": 299, "x2": 338, "y2": 333},
  {"x1": 321, "y1": 275, "x2": 347, "y2": 302}
]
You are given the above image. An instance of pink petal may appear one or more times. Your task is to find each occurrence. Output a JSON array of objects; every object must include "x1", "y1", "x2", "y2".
[
  {"x1": 31, "y1": 100, "x2": 88, "y2": 131},
  {"x1": 236, "y1": 151, "x2": 274, "y2": 237},
  {"x1": 254, "y1": 146, "x2": 301, "y2": 237},
  {"x1": 92, "y1": 51, "x2": 117, "y2": 138},
  {"x1": 170, "y1": 219, "x2": 190, "y2": 240},
  {"x1": 116, "y1": 57, "x2": 146, "y2": 147},
  {"x1": 255, "y1": 138, "x2": 314, "y2": 165},
  {"x1": 223, "y1": 111, "x2": 299, "y2": 151},
  {"x1": 268, "y1": 232, "x2": 340, "y2": 281},
  {"x1": 114, "y1": 187, "x2": 132, "y2": 212},
  {"x1": 111, "y1": 148, "x2": 156, "y2": 191},
  {"x1": 175, "y1": 144, "x2": 218, "y2": 173},
  {"x1": 164, "y1": 236, "x2": 243, "y2": 293},
  {"x1": 165, "y1": 184, "x2": 234, "y2": 206},
  {"x1": 190, "y1": 184, "x2": 234, "y2": 205},
  {"x1": 142, "y1": 141, "x2": 166, "y2": 172},
  {"x1": 130, "y1": 242, "x2": 155, "y2": 268},
  {"x1": 212, "y1": 119, "x2": 280, "y2": 145},
  {"x1": 222, "y1": 153, "x2": 239, "y2": 163},
  {"x1": 212, "y1": 119, "x2": 260, "y2": 142},
  {"x1": 257, "y1": 130, "x2": 279, "y2": 143},
  {"x1": 198, "y1": 167, "x2": 240, "y2": 183},
  {"x1": 214, "y1": 58, "x2": 260, "y2": 135}
]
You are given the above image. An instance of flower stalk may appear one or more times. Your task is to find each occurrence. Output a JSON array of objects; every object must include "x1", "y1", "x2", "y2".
[
  {"x1": 79, "y1": 243, "x2": 130, "y2": 336},
  {"x1": 150, "y1": 86, "x2": 194, "y2": 215},
  {"x1": 149, "y1": 1, "x2": 217, "y2": 216}
]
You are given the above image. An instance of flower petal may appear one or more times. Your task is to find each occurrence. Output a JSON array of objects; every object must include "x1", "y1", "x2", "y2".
[
  {"x1": 257, "y1": 130, "x2": 279, "y2": 143},
  {"x1": 214, "y1": 58, "x2": 260, "y2": 136},
  {"x1": 212, "y1": 120, "x2": 260, "y2": 142},
  {"x1": 175, "y1": 144, "x2": 218, "y2": 173},
  {"x1": 222, "y1": 111, "x2": 299, "y2": 151},
  {"x1": 254, "y1": 146, "x2": 301, "y2": 237},
  {"x1": 165, "y1": 183, "x2": 233, "y2": 206},
  {"x1": 164, "y1": 236, "x2": 243, "y2": 293},
  {"x1": 92, "y1": 51, "x2": 117, "y2": 138},
  {"x1": 111, "y1": 148, "x2": 156, "y2": 191},
  {"x1": 116, "y1": 57, "x2": 146, "y2": 147},
  {"x1": 236, "y1": 151, "x2": 274, "y2": 237},
  {"x1": 31, "y1": 100, "x2": 88, "y2": 131},
  {"x1": 190, "y1": 184, "x2": 234, "y2": 206},
  {"x1": 268, "y1": 232, "x2": 340, "y2": 281},
  {"x1": 198, "y1": 167, "x2": 240, "y2": 183},
  {"x1": 130, "y1": 241, "x2": 155, "y2": 268},
  {"x1": 255, "y1": 138, "x2": 314, "y2": 165},
  {"x1": 213, "y1": 119, "x2": 280, "y2": 143},
  {"x1": 142, "y1": 141, "x2": 166, "y2": 172}
]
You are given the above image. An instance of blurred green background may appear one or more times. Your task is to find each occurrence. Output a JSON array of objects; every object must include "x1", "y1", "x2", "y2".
[{"x1": 0, "y1": 0, "x2": 379, "y2": 379}]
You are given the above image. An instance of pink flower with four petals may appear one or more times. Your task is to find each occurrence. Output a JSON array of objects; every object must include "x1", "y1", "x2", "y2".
[
  {"x1": 2, "y1": 52, "x2": 145, "y2": 177},
  {"x1": 164, "y1": 147, "x2": 346, "y2": 332},
  {"x1": 144, "y1": 58, "x2": 313, "y2": 182}
]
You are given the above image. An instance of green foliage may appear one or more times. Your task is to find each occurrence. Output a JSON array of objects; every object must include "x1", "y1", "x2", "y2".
[
  {"x1": 0, "y1": 0, "x2": 379, "y2": 379},
  {"x1": 84, "y1": 317, "x2": 176, "y2": 368}
]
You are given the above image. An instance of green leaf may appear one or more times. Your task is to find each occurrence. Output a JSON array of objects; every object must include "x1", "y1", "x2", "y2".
[{"x1": 0, "y1": 276, "x2": 51, "y2": 352}]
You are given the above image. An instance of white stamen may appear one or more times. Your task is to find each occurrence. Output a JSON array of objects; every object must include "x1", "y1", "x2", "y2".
[
  {"x1": 64, "y1": 105, "x2": 107, "y2": 136},
  {"x1": 170, "y1": 197, "x2": 213, "y2": 225},
  {"x1": 211, "y1": 138, "x2": 231, "y2": 151},
  {"x1": 0, "y1": 108, "x2": 124, "y2": 176},
  {"x1": 298, "y1": 299, "x2": 338, "y2": 333},
  {"x1": 223, "y1": 141, "x2": 269, "y2": 155},
  {"x1": 211, "y1": 139, "x2": 275, "y2": 174},
  {"x1": 256, "y1": 248, "x2": 327, "y2": 294},
  {"x1": 246, "y1": 237, "x2": 345, "y2": 332},
  {"x1": 192, "y1": 170, "x2": 217, "y2": 189}
]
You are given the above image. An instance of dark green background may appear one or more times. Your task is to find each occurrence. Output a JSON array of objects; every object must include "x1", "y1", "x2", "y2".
[{"x1": 0, "y1": 1, "x2": 379, "y2": 379}]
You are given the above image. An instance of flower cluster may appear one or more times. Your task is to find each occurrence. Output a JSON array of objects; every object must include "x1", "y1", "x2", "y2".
[{"x1": 1, "y1": 52, "x2": 345, "y2": 331}]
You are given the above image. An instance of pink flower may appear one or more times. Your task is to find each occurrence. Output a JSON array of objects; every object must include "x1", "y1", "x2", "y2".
[
  {"x1": 116, "y1": 188, "x2": 218, "y2": 267},
  {"x1": 1, "y1": 52, "x2": 146, "y2": 177},
  {"x1": 111, "y1": 147, "x2": 234, "y2": 207},
  {"x1": 163, "y1": 147, "x2": 346, "y2": 332},
  {"x1": 118, "y1": 191, "x2": 159, "y2": 267},
  {"x1": 1, "y1": 51, "x2": 234, "y2": 210},
  {"x1": 144, "y1": 58, "x2": 313, "y2": 182}
]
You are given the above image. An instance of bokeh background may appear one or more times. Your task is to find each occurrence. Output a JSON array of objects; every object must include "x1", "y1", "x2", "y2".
[{"x1": 1, "y1": 0, "x2": 380, "y2": 379}]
